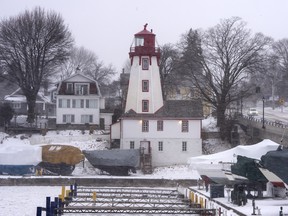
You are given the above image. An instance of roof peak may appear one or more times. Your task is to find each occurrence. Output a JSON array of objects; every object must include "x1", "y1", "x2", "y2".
[{"x1": 135, "y1": 23, "x2": 154, "y2": 36}]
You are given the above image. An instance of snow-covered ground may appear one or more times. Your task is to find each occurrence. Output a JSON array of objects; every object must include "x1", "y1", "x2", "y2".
[{"x1": 1, "y1": 112, "x2": 288, "y2": 215}]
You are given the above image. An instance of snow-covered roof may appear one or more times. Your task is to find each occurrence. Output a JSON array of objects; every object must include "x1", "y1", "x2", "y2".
[
  {"x1": 59, "y1": 73, "x2": 96, "y2": 83},
  {"x1": 4, "y1": 95, "x2": 26, "y2": 102},
  {"x1": 4, "y1": 88, "x2": 52, "y2": 103}
]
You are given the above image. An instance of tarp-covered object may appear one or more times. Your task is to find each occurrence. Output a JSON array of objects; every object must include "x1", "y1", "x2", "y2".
[
  {"x1": 188, "y1": 139, "x2": 279, "y2": 186},
  {"x1": 0, "y1": 143, "x2": 41, "y2": 165},
  {"x1": 83, "y1": 149, "x2": 140, "y2": 167},
  {"x1": 41, "y1": 144, "x2": 84, "y2": 165},
  {"x1": 188, "y1": 139, "x2": 279, "y2": 167},
  {"x1": 261, "y1": 146, "x2": 288, "y2": 184},
  {"x1": 231, "y1": 155, "x2": 267, "y2": 182},
  {"x1": 0, "y1": 142, "x2": 41, "y2": 175},
  {"x1": 0, "y1": 165, "x2": 35, "y2": 175}
]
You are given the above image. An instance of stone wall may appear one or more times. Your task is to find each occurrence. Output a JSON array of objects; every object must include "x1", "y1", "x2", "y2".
[{"x1": 0, "y1": 177, "x2": 197, "y2": 187}]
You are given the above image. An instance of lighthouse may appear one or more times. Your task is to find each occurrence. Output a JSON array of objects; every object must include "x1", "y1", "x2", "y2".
[
  {"x1": 110, "y1": 24, "x2": 203, "y2": 168},
  {"x1": 125, "y1": 24, "x2": 163, "y2": 113}
]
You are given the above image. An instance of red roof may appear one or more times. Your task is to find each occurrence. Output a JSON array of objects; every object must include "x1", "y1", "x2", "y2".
[{"x1": 135, "y1": 24, "x2": 155, "y2": 36}]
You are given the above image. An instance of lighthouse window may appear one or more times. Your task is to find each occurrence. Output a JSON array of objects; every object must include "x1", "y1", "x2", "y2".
[
  {"x1": 142, "y1": 80, "x2": 149, "y2": 92},
  {"x1": 142, "y1": 100, "x2": 149, "y2": 112},
  {"x1": 135, "y1": 37, "x2": 144, "y2": 46},
  {"x1": 142, "y1": 58, "x2": 149, "y2": 70}
]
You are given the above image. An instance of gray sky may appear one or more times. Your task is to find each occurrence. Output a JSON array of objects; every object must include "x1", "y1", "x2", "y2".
[{"x1": 1, "y1": 0, "x2": 288, "y2": 76}]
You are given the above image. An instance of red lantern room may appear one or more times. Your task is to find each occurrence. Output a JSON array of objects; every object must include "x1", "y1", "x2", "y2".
[{"x1": 129, "y1": 24, "x2": 160, "y2": 65}]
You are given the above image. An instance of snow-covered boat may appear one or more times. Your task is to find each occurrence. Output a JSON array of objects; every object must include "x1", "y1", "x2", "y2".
[
  {"x1": 260, "y1": 146, "x2": 288, "y2": 185},
  {"x1": 195, "y1": 162, "x2": 249, "y2": 185},
  {"x1": 231, "y1": 155, "x2": 267, "y2": 183},
  {"x1": 188, "y1": 139, "x2": 279, "y2": 186},
  {"x1": 38, "y1": 144, "x2": 85, "y2": 175},
  {"x1": 83, "y1": 149, "x2": 140, "y2": 176},
  {"x1": 0, "y1": 143, "x2": 41, "y2": 175}
]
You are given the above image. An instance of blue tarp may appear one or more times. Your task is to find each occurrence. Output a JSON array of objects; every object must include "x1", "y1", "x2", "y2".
[{"x1": 0, "y1": 165, "x2": 35, "y2": 175}]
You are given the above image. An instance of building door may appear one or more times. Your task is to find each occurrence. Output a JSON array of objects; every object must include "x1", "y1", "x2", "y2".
[
  {"x1": 140, "y1": 141, "x2": 151, "y2": 154},
  {"x1": 100, "y1": 118, "x2": 105, "y2": 130},
  {"x1": 140, "y1": 140, "x2": 152, "y2": 174}
]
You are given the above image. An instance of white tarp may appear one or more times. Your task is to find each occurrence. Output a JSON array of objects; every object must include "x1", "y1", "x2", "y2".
[
  {"x1": 188, "y1": 139, "x2": 279, "y2": 167},
  {"x1": 0, "y1": 143, "x2": 42, "y2": 165}
]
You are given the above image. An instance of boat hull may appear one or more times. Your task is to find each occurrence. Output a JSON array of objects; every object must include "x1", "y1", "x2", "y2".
[
  {"x1": 38, "y1": 144, "x2": 84, "y2": 175},
  {"x1": 83, "y1": 149, "x2": 140, "y2": 176},
  {"x1": 261, "y1": 147, "x2": 288, "y2": 185},
  {"x1": 0, "y1": 165, "x2": 35, "y2": 175},
  {"x1": 37, "y1": 162, "x2": 75, "y2": 176}
]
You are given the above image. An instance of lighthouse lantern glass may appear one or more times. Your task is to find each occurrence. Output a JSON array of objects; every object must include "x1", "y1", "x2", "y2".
[{"x1": 135, "y1": 37, "x2": 144, "y2": 46}]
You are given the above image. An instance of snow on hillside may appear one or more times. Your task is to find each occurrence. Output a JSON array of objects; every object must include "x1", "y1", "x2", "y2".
[
  {"x1": 0, "y1": 116, "x2": 279, "y2": 178},
  {"x1": 0, "y1": 116, "x2": 262, "y2": 178},
  {"x1": 0, "y1": 128, "x2": 202, "y2": 178}
]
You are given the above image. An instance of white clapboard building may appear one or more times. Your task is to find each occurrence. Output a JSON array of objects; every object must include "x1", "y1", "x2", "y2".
[{"x1": 56, "y1": 73, "x2": 112, "y2": 129}]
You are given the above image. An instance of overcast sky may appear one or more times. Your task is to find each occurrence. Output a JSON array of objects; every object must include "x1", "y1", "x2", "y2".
[{"x1": 1, "y1": 0, "x2": 288, "y2": 76}]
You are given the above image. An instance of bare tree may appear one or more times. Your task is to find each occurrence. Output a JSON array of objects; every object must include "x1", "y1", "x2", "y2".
[
  {"x1": 0, "y1": 7, "x2": 73, "y2": 122},
  {"x1": 272, "y1": 39, "x2": 288, "y2": 100},
  {"x1": 180, "y1": 17, "x2": 271, "y2": 139},
  {"x1": 273, "y1": 39, "x2": 288, "y2": 71},
  {"x1": 122, "y1": 59, "x2": 131, "y2": 74},
  {"x1": 258, "y1": 53, "x2": 283, "y2": 109},
  {"x1": 86, "y1": 63, "x2": 117, "y2": 86},
  {"x1": 57, "y1": 46, "x2": 117, "y2": 87},
  {"x1": 56, "y1": 46, "x2": 97, "y2": 80},
  {"x1": 159, "y1": 43, "x2": 180, "y2": 100}
]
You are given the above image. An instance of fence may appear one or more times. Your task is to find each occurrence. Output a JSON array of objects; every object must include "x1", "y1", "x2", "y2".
[
  {"x1": 36, "y1": 184, "x2": 77, "y2": 216},
  {"x1": 37, "y1": 184, "x2": 216, "y2": 215},
  {"x1": 184, "y1": 186, "x2": 246, "y2": 216}
]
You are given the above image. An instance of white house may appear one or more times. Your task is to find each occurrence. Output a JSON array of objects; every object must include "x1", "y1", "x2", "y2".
[
  {"x1": 111, "y1": 24, "x2": 203, "y2": 167},
  {"x1": 56, "y1": 73, "x2": 112, "y2": 129}
]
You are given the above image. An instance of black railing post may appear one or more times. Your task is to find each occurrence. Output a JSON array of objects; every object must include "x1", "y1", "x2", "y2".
[
  {"x1": 262, "y1": 96, "x2": 265, "y2": 129},
  {"x1": 36, "y1": 207, "x2": 42, "y2": 216},
  {"x1": 46, "y1": 196, "x2": 51, "y2": 216}
]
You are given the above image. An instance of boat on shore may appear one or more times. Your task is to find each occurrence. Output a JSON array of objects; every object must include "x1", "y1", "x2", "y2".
[
  {"x1": 83, "y1": 149, "x2": 140, "y2": 176},
  {"x1": 188, "y1": 140, "x2": 279, "y2": 187},
  {"x1": 0, "y1": 143, "x2": 41, "y2": 175},
  {"x1": 260, "y1": 146, "x2": 288, "y2": 185},
  {"x1": 38, "y1": 144, "x2": 85, "y2": 175}
]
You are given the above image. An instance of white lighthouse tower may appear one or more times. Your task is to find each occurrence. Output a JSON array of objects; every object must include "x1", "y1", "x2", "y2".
[
  {"x1": 125, "y1": 24, "x2": 163, "y2": 113},
  {"x1": 110, "y1": 24, "x2": 203, "y2": 168}
]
